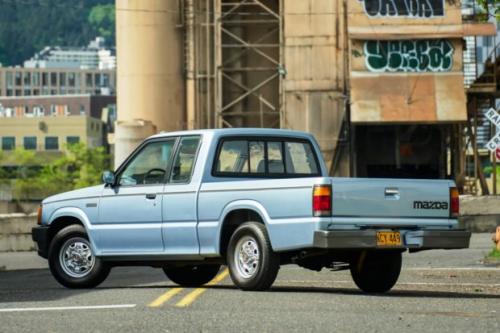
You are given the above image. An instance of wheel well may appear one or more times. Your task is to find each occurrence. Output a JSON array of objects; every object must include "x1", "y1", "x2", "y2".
[
  {"x1": 219, "y1": 209, "x2": 264, "y2": 256},
  {"x1": 48, "y1": 216, "x2": 85, "y2": 245}
]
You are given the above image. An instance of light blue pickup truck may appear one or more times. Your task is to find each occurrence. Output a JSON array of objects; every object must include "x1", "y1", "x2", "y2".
[{"x1": 32, "y1": 128, "x2": 470, "y2": 292}]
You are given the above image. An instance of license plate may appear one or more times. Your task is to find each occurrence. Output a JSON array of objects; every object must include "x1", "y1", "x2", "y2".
[{"x1": 376, "y1": 231, "x2": 402, "y2": 246}]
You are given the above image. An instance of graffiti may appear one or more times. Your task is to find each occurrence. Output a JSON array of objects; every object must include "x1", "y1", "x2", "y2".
[
  {"x1": 358, "y1": 0, "x2": 444, "y2": 17},
  {"x1": 364, "y1": 40, "x2": 454, "y2": 72}
]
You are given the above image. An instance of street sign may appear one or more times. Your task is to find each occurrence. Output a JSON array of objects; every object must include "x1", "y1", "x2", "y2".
[
  {"x1": 497, "y1": 148, "x2": 500, "y2": 161},
  {"x1": 485, "y1": 108, "x2": 500, "y2": 152}
]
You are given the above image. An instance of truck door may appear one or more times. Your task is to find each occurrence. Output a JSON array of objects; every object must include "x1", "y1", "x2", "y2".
[
  {"x1": 97, "y1": 138, "x2": 177, "y2": 254},
  {"x1": 162, "y1": 136, "x2": 202, "y2": 255}
]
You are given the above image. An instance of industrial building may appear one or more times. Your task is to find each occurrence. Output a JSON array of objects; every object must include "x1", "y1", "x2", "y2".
[{"x1": 114, "y1": 0, "x2": 497, "y2": 192}]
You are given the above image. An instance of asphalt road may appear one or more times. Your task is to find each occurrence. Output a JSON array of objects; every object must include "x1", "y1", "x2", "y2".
[{"x1": 0, "y1": 234, "x2": 498, "y2": 333}]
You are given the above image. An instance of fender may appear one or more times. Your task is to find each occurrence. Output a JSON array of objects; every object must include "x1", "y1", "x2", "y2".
[
  {"x1": 48, "y1": 206, "x2": 99, "y2": 255},
  {"x1": 216, "y1": 199, "x2": 274, "y2": 253}
]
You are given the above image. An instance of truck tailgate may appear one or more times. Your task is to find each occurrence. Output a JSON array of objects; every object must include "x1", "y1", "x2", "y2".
[{"x1": 331, "y1": 178, "x2": 453, "y2": 219}]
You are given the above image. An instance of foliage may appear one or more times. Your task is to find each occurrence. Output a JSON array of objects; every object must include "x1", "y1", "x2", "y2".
[
  {"x1": 0, "y1": 0, "x2": 114, "y2": 66},
  {"x1": 483, "y1": 165, "x2": 500, "y2": 177},
  {"x1": 477, "y1": 0, "x2": 500, "y2": 22},
  {"x1": 1, "y1": 144, "x2": 110, "y2": 201},
  {"x1": 488, "y1": 247, "x2": 500, "y2": 258},
  {"x1": 88, "y1": 4, "x2": 115, "y2": 42}
]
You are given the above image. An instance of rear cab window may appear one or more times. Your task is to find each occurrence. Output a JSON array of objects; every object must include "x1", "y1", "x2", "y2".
[{"x1": 213, "y1": 136, "x2": 320, "y2": 178}]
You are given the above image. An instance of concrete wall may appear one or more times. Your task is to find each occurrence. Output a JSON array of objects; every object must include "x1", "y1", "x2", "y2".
[
  {"x1": 0, "y1": 213, "x2": 37, "y2": 252},
  {"x1": 0, "y1": 195, "x2": 498, "y2": 252}
]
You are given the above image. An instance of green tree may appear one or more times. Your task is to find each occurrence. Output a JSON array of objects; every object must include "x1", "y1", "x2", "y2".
[
  {"x1": 88, "y1": 4, "x2": 115, "y2": 43},
  {"x1": 0, "y1": 0, "x2": 114, "y2": 66},
  {"x1": 477, "y1": 0, "x2": 500, "y2": 21},
  {"x1": 4, "y1": 144, "x2": 110, "y2": 201}
]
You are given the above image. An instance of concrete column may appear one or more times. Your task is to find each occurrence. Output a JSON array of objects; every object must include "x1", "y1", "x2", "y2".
[{"x1": 115, "y1": 0, "x2": 185, "y2": 166}]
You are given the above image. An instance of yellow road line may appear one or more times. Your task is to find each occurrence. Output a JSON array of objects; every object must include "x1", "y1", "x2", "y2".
[
  {"x1": 175, "y1": 269, "x2": 229, "y2": 308},
  {"x1": 148, "y1": 287, "x2": 184, "y2": 308}
]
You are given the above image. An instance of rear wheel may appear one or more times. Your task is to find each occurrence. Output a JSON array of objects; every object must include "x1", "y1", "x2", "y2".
[
  {"x1": 350, "y1": 250, "x2": 402, "y2": 293},
  {"x1": 163, "y1": 265, "x2": 221, "y2": 287},
  {"x1": 227, "y1": 222, "x2": 280, "y2": 291},
  {"x1": 48, "y1": 224, "x2": 110, "y2": 289}
]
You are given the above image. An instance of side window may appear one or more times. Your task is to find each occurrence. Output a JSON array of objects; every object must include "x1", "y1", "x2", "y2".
[
  {"x1": 170, "y1": 136, "x2": 201, "y2": 183},
  {"x1": 216, "y1": 140, "x2": 249, "y2": 173},
  {"x1": 118, "y1": 139, "x2": 176, "y2": 186},
  {"x1": 214, "y1": 138, "x2": 319, "y2": 177},
  {"x1": 285, "y1": 142, "x2": 319, "y2": 175},
  {"x1": 267, "y1": 141, "x2": 285, "y2": 174},
  {"x1": 249, "y1": 141, "x2": 265, "y2": 173}
]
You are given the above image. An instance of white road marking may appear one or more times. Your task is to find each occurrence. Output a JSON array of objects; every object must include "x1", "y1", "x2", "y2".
[{"x1": 0, "y1": 304, "x2": 136, "y2": 313}]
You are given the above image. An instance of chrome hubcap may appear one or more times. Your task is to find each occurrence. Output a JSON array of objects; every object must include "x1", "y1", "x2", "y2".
[
  {"x1": 234, "y1": 236, "x2": 260, "y2": 279},
  {"x1": 59, "y1": 237, "x2": 95, "y2": 278}
]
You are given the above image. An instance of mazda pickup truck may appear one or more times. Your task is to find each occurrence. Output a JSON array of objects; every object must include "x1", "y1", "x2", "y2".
[{"x1": 32, "y1": 128, "x2": 470, "y2": 292}]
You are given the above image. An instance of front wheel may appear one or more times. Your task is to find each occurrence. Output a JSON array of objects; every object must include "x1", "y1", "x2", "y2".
[
  {"x1": 48, "y1": 224, "x2": 110, "y2": 289},
  {"x1": 163, "y1": 265, "x2": 221, "y2": 287},
  {"x1": 227, "y1": 222, "x2": 280, "y2": 291},
  {"x1": 350, "y1": 250, "x2": 402, "y2": 293}
]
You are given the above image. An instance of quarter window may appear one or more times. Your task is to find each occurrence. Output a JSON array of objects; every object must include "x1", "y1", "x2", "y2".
[
  {"x1": 118, "y1": 139, "x2": 176, "y2": 186},
  {"x1": 170, "y1": 136, "x2": 201, "y2": 183},
  {"x1": 285, "y1": 142, "x2": 319, "y2": 175}
]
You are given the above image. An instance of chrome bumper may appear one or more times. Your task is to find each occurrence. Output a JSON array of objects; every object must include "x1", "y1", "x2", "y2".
[{"x1": 313, "y1": 229, "x2": 471, "y2": 250}]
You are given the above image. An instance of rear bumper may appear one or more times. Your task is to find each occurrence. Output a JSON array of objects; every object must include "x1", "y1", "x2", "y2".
[
  {"x1": 32, "y1": 226, "x2": 50, "y2": 259},
  {"x1": 313, "y1": 229, "x2": 471, "y2": 250}
]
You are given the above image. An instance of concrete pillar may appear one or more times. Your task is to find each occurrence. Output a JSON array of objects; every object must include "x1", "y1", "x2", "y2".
[{"x1": 115, "y1": 0, "x2": 185, "y2": 166}]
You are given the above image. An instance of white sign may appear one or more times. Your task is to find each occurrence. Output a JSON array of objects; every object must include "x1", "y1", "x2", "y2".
[{"x1": 485, "y1": 108, "x2": 500, "y2": 152}]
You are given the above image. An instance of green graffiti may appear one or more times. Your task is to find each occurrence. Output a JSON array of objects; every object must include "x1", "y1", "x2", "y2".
[{"x1": 364, "y1": 40, "x2": 453, "y2": 72}]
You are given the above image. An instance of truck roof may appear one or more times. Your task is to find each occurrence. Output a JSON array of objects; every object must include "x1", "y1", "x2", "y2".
[{"x1": 148, "y1": 128, "x2": 315, "y2": 140}]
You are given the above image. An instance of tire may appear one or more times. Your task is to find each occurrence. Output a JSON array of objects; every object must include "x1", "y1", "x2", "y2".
[
  {"x1": 163, "y1": 265, "x2": 221, "y2": 287},
  {"x1": 226, "y1": 222, "x2": 280, "y2": 291},
  {"x1": 350, "y1": 250, "x2": 402, "y2": 293},
  {"x1": 48, "y1": 224, "x2": 110, "y2": 289}
]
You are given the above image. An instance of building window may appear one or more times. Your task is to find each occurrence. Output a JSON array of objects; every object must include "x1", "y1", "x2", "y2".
[
  {"x1": 14, "y1": 72, "x2": 22, "y2": 86},
  {"x1": 95, "y1": 73, "x2": 101, "y2": 87},
  {"x1": 23, "y1": 106, "x2": 33, "y2": 117},
  {"x1": 42, "y1": 73, "x2": 48, "y2": 86},
  {"x1": 68, "y1": 73, "x2": 76, "y2": 87},
  {"x1": 66, "y1": 136, "x2": 80, "y2": 146},
  {"x1": 86, "y1": 73, "x2": 93, "y2": 86},
  {"x1": 6, "y1": 72, "x2": 13, "y2": 87},
  {"x1": 50, "y1": 72, "x2": 57, "y2": 86},
  {"x1": 24, "y1": 137, "x2": 37, "y2": 150},
  {"x1": 59, "y1": 73, "x2": 66, "y2": 87},
  {"x1": 45, "y1": 137, "x2": 59, "y2": 150},
  {"x1": 33, "y1": 105, "x2": 44, "y2": 117},
  {"x1": 80, "y1": 105, "x2": 86, "y2": 115},
  {"x1": 23, "y1": 72, "x2": 31, "y2": 86},
  {"x1": 2, "y1": 137, "x2": 16, "y2": 150},
  {"x1": 32, "y1": 72, "x2": 40, "y2": 86}
]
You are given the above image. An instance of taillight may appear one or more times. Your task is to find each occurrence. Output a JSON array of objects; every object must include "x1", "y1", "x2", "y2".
[
  {"x1": 37, "y1": 205, "x2": 43, "y2": 225},
  {"x1": 450, "y1": 187, "x2": 459, "y2": 218},
  {"x1": 313, "y1": 185, "x2": 332, "y2": 217}
]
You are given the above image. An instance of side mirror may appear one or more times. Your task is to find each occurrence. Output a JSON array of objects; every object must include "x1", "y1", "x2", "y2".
[{"x1": 102, "y1": 170, "x2": 115, "y2": 186}]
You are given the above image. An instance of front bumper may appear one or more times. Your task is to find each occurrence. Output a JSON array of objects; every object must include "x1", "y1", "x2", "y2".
[
  {"x1": 313, "y1": 229, "x2": 471, "y2": 250},
  {"x1": 32, "y1": 226, "x2": 50, "y2": 258}
]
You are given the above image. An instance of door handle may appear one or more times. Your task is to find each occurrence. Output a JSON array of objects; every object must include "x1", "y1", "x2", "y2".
[{"x1": 145, "y1": 193, "x2": 157, "y2": 200}]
